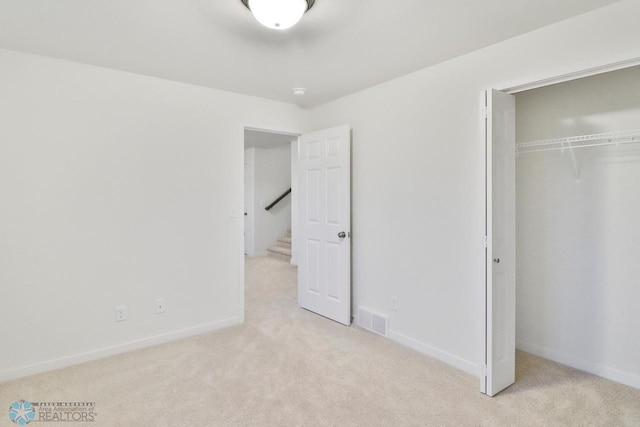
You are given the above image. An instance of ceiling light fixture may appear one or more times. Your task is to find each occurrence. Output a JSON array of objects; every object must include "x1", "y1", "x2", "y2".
[{"x1": 241, "y1": 0, "x2": 315, "y2": 30}]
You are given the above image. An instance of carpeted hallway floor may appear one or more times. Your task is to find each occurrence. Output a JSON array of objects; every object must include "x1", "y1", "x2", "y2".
[{"x1": 1, "y1": 256, "x2": 639, "y2": 426}]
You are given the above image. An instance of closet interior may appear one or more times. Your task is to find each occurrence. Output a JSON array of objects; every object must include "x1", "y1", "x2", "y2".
[{"x1": 513, "y1": 65, "x2": 640, "y2": 388}]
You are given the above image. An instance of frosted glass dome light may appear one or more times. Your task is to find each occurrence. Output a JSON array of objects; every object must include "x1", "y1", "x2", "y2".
[{"x1": 243, "y1": 0, "x2": 314, "y2": 30}]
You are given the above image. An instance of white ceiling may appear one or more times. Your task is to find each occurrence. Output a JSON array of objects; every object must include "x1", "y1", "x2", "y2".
[{"x1": 0, "y1": 0, "x2": 621, "y2": 107}]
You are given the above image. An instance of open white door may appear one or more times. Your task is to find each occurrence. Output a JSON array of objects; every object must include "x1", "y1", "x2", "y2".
[
  {"x1": 298, "y1": 125, "x2": 351, "y2": 325},
  {"x1": 484, "y1": 89, "x2": 516, "y2": 396}
]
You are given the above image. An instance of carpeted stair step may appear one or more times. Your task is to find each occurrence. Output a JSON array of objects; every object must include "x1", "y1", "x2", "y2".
[
  {"x1": 277, "y1": 236, "x2": 292, "y2": 245},
  {"x1": 267, "y1": 245, "x2": 292, "y2": 262},
  {"x1": 267, "y1": 230, "x2": 293, "y2": 262}
]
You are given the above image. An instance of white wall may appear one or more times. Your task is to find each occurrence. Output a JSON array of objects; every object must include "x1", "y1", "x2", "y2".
[
  {"x1": 515, "y1": 66, "x2": 640, "y2": 387},
  {"x1": 303, "y1": 1, "x2": 640, "y2": 378},
  {"x1": 0, "y1": 49, "x2": 304, "y2": 380},
  {"x1": 251, "y1": 145, "x2": 292, "y2": 256}
]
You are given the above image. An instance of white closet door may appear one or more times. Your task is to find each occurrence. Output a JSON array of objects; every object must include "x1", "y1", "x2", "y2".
[{"x1": 484, "y1": 89, "x2": 516, "y2": 396}]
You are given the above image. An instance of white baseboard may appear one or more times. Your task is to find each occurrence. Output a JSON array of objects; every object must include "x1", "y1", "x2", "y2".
[
  {"x1": 0, "y1": 316, "x2": 242, "y2": 383},
  {"x1": 516, "y1": 340, "x2": 640, "y2": 389},
  {"x1": 389, "y1": 330, "x2": 482, "y2": 377},
  {"x1": 350, "y1": 314, "x2": 481, "y2": 377}
]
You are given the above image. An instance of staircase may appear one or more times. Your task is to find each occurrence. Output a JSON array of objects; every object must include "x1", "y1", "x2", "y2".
[{"x1": 267, "y1": 230, "x2": 292, "y2": 263}]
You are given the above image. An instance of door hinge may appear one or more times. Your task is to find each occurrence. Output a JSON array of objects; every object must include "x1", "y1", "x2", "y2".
[
  {"x1": 482, "y1": 106, "x2": 488, "y2": 119},
  {"x1": 483, "y1": 236, "x2": 488, "y2": 248},
  {"x1": 480, "y1": 365, "x2": 487, "y2": 377}
]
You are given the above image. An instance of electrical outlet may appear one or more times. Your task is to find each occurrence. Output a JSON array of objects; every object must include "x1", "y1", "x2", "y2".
[
  {"x1": 115, "y1": 305, "x2": 127, "y2": 322},
  {"x1": 155, "y1": 298, "x2": 166, "y2": 314},
  {"x1": 391, "y1": 296, "x2": 398, "y2": 311}
]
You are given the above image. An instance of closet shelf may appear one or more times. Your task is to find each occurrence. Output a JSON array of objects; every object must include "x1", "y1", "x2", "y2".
[{"x1": 516, "y1": 129, "x2": 640, "y2": 154}]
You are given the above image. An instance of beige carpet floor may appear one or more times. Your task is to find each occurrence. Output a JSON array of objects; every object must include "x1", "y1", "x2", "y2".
[{"x1": 1, "y1": 256, "x2": 639, "y2": 426}]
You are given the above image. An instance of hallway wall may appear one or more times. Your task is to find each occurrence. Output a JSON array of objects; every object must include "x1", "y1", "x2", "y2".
[{"x1": 245, "y1": 145, "x2": 292, "y2": 257}]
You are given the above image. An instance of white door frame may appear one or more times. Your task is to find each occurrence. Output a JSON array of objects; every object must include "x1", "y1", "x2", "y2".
[
  {"x1": 290, "y1": 139, "x2": 299, "y2": 266},
  {"x1": 481, "y1": 56, "x2": 640, "y2": 396}
]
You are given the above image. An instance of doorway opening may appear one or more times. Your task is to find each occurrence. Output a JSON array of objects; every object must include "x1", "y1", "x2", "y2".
[
  {"x1": 243, "y1": 127, "x2": 300, "y2": 319},
  {"x1": 485, "y1": 62, "x2": 640, "y2": 395}
]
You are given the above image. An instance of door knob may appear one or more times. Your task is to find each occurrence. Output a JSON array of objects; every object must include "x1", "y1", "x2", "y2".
[
  {"x1": 493, "y1": 258, "x2": 500, "y2": 264},
  {"x1": 338, "y1": 231, "x2": 346, "y2": 239}
]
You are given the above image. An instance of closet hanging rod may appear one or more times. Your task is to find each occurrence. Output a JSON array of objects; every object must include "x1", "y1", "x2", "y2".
[{"x1": 516, "y1": 129, "x2": 640, "y2": 154}]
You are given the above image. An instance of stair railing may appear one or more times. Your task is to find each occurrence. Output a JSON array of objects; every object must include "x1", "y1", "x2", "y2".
[{"x1": 265, "y1": 188, "x2": 291, "y2": 211}]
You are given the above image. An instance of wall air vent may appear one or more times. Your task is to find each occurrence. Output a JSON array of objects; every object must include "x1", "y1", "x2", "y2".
[{"x1": 357, "y1": 306, "x2": 388, "y2": 337}]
